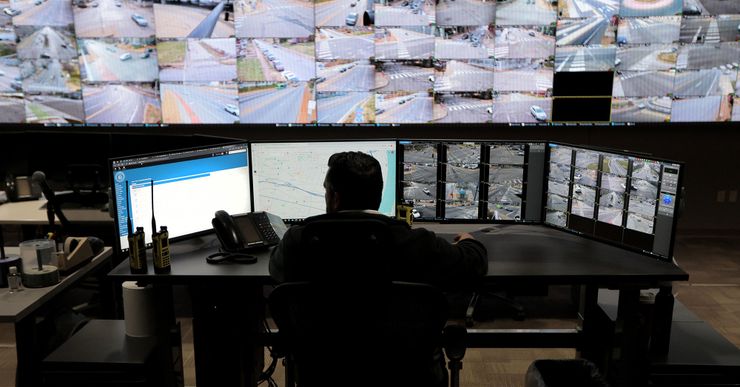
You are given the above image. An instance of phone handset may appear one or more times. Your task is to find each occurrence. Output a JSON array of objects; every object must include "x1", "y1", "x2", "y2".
[
  {"x1": 208, "y1": 210, "x2": 257, "y2": 264},
  {"x1": 208, "y1": 210, "x2": 286, "y2": 264}
]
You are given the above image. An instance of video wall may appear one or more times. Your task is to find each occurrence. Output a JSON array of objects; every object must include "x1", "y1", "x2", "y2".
[{"x1": 1, "y1": 0, "x2": 739, "y2": 125}]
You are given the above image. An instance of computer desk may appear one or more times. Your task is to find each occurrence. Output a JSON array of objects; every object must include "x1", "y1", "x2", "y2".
[
  {"x1": 108, "y1": 224, "x2": 688, "y2": 387},
  {"x1": 1, "y1": 246, "x2": 113, "y2": 387},
  {"x1": 0, "y1": 199, "x2": 113, "y2": 225}
]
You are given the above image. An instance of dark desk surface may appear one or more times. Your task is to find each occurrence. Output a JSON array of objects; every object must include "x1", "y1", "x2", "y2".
[{"x1": 109, "y1": 224, "x2": 688, "y2": 286}]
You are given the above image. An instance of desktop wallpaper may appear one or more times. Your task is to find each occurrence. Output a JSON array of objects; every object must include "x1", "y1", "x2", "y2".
[{"x1": 0, "y1": 0, "x2": 738, "y2": 125}]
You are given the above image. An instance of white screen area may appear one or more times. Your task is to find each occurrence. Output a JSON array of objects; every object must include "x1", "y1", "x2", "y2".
[
  {"x1": 251, "y1": 141, "x2": 397, "y2": 219},
  {"x1": 116, "y1": 151, "x2": 251, "y2": 250}
]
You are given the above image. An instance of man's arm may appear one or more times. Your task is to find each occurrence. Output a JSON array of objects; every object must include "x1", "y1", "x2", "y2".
[{"x1": 269, "y1": 227, "x2": 300, "y2": 283}]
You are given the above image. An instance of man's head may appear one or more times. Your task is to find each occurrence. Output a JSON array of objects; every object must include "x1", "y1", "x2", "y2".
[{"x1": 324, "y1": 151, "x2": 383, "y2": 213}]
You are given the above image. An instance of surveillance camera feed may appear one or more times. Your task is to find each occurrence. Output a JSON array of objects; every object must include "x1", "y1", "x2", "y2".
[
  {"x1": 0, "y1": 0, "x2": 739, "y2": 124},
  {"x1": 401, "y1": 140, "x2": 437, "y2": 220},
  {"x1": 544, "y1": 143, "x2": 682, "y2": 260}
]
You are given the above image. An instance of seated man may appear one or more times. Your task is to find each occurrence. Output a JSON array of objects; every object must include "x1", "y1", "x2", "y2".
[
  {"x1": 269, "y1": 151, "x2": 488, "y2": 288},
  {"x1": 269, "y1": 151, "x2": 488, "y2": 386}
]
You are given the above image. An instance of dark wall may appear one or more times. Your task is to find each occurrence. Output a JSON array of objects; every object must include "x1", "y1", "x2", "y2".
[{"x1": 1, "y1": 122, "x2": 738, "y2": 232}]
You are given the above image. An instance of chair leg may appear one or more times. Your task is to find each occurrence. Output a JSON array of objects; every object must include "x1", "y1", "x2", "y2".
[
  {"x1": 448, "y1": 359, "x2": 462, "y2": 387},
  {"x1": 465, "y1": 292, "x2": 480, "y2": 327},
  {"x1": 284, "y1": 355, "x2": 296, "y2": 387}
]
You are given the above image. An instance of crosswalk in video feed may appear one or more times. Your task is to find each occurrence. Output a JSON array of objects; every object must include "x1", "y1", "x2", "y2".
[
  {"x1": 444, "y1": 142, "x2": 480, "y2": 220},
  {"x1": 0, "y1": 0, "x2": 739, "y2": 124}
]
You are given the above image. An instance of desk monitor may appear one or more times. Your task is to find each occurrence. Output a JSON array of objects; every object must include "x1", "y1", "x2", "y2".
[
  {"x1": 110, "y1": 142, "x2": 251, "y2": 252},
  {"x1": 544, "y1": 143, "x2": 683, "y2": 260},
  {"x1": 400, "y1": 140, "x2": 547, "y2": 222},
  {"x1": 250, "y1": 141, "x2": 397, "y2": 221}
]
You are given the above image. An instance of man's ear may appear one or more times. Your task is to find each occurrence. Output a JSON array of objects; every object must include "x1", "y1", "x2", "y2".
[{"x1": 330, "y1": 190, "x2": 342, "y2": 212}]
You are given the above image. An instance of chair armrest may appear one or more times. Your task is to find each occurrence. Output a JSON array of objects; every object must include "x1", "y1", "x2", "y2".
[{"x1": 443, "y1": 324, "x2": 467, "y2": 362}]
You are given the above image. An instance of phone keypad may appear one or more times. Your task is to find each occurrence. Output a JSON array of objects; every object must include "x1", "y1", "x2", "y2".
[{"x1": 256, "y1": 212, "x2": 279, "y2": 242}]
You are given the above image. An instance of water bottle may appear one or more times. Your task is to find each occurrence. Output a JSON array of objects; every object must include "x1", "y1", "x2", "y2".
[{"x1": 7, "y1": 266, "x2": 21, "y2": 293}]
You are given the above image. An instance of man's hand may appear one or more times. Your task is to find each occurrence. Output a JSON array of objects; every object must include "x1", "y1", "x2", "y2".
[{"x1": 453, "y1": 232, "x2": 475, "y2": 243}]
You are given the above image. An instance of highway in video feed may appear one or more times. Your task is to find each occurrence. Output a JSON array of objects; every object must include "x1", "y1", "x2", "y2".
[
  {"x1": 494, "y1": 27, "x2": 554, "y2": 59},
  {"x1": 601, "y1": 155, "x2": 628, "y2": 176},
  {"x1": 317, "y1": 60, "x2": 374, "y2": 91},
  {"x1": 617, "y1": 16, "x2": 680, "y2": 45},
  {"x1": 315, "y1": 0, "x2": 368, "y2": 27},
  {"x1": 670, "y1": 95, "x2": 721, "y2": 121},
  {"x1": 79, "y1": 39, "x2": 157, "y2": 82},
  {"x1": 493, "y1": 59, "x2": 553, "y2": 93},
  {"x1": 74, "y1": 0, "x2": 155, "y2": 38},
  {"x1": 236, "y1": 0, "x2": 314, "y2": 38},
  {"x1": 612, "y1": 71, "x2": 674, "y2": 97},
  {"x1": 492, "y1": 93, "x2": 552, "y2": 123},
  {"x1": 619, "y1": 0, "x2": 681, "y2": 17},
  {"x1": 10, "y1": 0, "x2": 73, "y2": 26},
  {"x1": 434, "y1": 29, "x2": 492, "y2": 60},
  {"x1": 556, "y1": 17, "x2": 614, "y2": 46},
  {"x1": 555, "y1": 45, "x2": 615, "y2": 72},
  {"x1": 435, "y1": 0, "x2": 495, "y2": 26},
  {"x1": 20, "y1": 60, "x2": 79, "y2": 94},
  {"x1": 160, "y1": 38, "x2": 236, "y2": 82},
  {"x1": 495, "y1": 0, "x2": 556, "y2": 25},
  {"x1": 0, "y1": 57, "x2": 20, "y2": 93},
  {"x1": 375, "y1": 27, "x2": 434, "y2": 60},
  {"x1": 375, "y1": 92, "x2": 432, "y2": 123},
  {"x1": 611, "y1": 97, "x2": 672, "y2": 122},
  {"x1": 679, "y1": 16, "x2": 740, "y2": 44},
  {"x1": 239, "y1": 82, "x2": 313, "y2": 123},
  {"x1": 599, "y1": 189, "x2": 624, "y2": 209},
  {"x1": 672, "y1": 68, "x2": 727, "y2": 97},
  {"x1": 434, "y1": 60, "x2": 494, "y2": 92},
  {"x1": 316, "y1": 91, "x2": 373, "y2": 123},
  {"x1": 316, "y1": 28, "x2": 373, "y2": 60},
  {"x1": 376, "y1": 61, "x2": 433, "y2": 92},
  {"x1": 161, "y1": 83, "x2": 239, "y2": 123},
  {"x1": 16, "y1": 26, "x2": 77, "y2": 60},
  {"x1": 676, "y1": 43, "x2": 740, "y2": 70},
  {"x1": 376, "y1": 0, "x2": 435, "y2": 27},
  {"x1": 571, "y1": 199, "x2": 594, "y2": 218},
  {"x1": 0, "y1": 95, "x2": 24, "y2": 122},
  {"x1": 403, "y1": 181, "x2": 436, "y2": 201},
  {"x1": 616, "y1": 45, "x2": 677, "y2": 71},
  {"x1": 599, "y1": 173, "x2": 627, "y2": 193},
  {"x1": 25, "y1": 94, "x2": 84, "y2": 124},
  {"x1": 254, "y1": 39, "x2": 314, "y2": 81},
  {"x1": 434, "y1": 95, "x2": 491, "y2": 123},
  {"x1": 83, "y1": 84, "x2": 159, "y2": 123},
  {"x1": 153, "y1": 3, "x2": 233, "y2": 38},
  {"x1": 630, "y1": 178, "x2": 658, "y2": 201}
]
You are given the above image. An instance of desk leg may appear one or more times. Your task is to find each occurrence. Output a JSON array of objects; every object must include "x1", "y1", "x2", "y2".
[
  {"x1": 610, "y1": 288, "x2": 648, "y2": 387},
  {"x1": 189, "y1": 283, "x2": 265, "y2": 387},
  {"x1": 577, "y1": 285, "x2": 599, "y2": 362},
  {"x1": 13, "y1": 316, "x2": 39, "y2": 387},
  {"x1": 650, "y1": 285, "x2": 674, "y2": 355}
]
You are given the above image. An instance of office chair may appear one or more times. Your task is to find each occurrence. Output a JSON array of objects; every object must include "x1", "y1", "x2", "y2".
[{"x1": 267, "y1": 218, "x2": 467, "y2": 387}]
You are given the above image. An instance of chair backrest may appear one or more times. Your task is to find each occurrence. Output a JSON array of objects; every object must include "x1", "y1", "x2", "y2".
[
  {"x1": 268, "y1": 281, "x2": 449, "y2": 387},
  {"x1": 269, "y1": 217, "x2": 451, "y2": 386},
  {"x1": 286, "y1": 217, "x2": 395, "y2": 283}
]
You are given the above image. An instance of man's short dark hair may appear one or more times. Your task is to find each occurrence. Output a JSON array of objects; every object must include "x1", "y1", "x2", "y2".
[{"x1": 326, "y1": 151, "x2": 383, "y2": 211}]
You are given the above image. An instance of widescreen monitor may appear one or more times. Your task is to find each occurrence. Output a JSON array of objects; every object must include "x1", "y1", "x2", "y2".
[
  {"x1": 544, "y1": 142, "x2": 683, "y2": 260},
  {"x1": 1, "y1": 0, "x2": 738, "y2": 125},
  {"x1": 250, "y1": 140, "x2": 397, "y2": 220},
  {"x1": 400, "y1": 140, "x2": 546, "y2": 221},
  {"x1": 110, "y1": 142, "x2": 251, "y2": 252}
]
